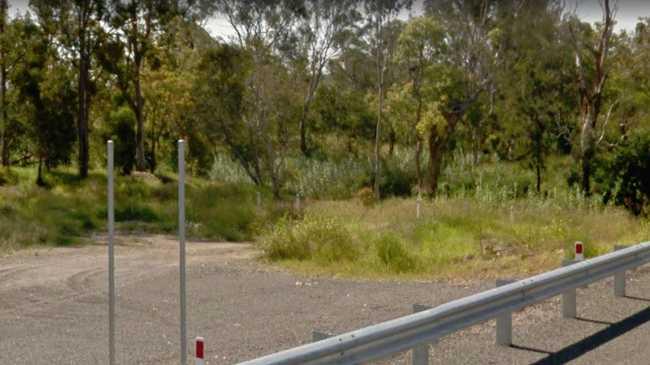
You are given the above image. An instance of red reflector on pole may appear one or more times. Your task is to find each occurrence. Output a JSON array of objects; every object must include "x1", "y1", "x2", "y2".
[
  {"x1": 575, "y1": 241, "x2": 584, "y2": 260},
  {"x1": 196, "y1": 337, "x2": 204, "y2": 359}
]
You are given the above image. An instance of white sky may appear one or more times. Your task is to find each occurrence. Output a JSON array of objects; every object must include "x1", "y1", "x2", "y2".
[{"x1": 7, "y1": 0, "x2": 650, "y2": 40}]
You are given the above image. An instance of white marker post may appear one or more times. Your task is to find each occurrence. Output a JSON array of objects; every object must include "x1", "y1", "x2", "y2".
[
  {"x1": 575, "y1": 241, "x2": 584, "y2": 261},
  {"x1": 107, "y1": 140, "x2": 116, "y2": 365},
  {"x1": 179, "y1": 140, "x2": 187, "y2": 365},
  {"x1": 195, "y1": 337, "x2": 205, "y2": 365}
]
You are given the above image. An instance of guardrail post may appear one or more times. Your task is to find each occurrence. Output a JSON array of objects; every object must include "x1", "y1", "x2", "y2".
[
  {"x1": 412, "y1": 304, "x2": 433, "y2": 365},
  {"x1": 614, "y1": 245, "x2": 627, "y2": 297},
  {"x1": 496, "y1": 279, "x2": 515, "y2": 346},
  {"x1": 562, "y1": 259, "x2": 577, "y2": 318}
]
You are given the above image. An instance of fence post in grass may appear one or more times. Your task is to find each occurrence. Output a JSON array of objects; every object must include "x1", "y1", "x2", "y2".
[
  {"x1": 412, "y1": 304, "x2": 433, "y2": 365},
  {"x1": 614, "y1": 245, "x2": 627, "y2": 297},
  {"x1": 562, "y1": 259, "x2": 577, "y2": 318},
  {"x1": 294, "y1": 192, "x2": 301, "y2": 213},
  {"x1": 107, "y1": 140, "x2": 116, "y2": 365},
  {"x1": 496, "y1": 279, "x2": 515, "y2": 346},
  {"x1": 416, "y1": 193, "x2": 422, "y2": 219},
  {"x1": 179, "y1": 139, "x2": 187, "y2": 365}
]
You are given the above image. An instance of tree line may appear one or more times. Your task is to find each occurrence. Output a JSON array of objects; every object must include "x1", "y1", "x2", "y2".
[{"x1": 2, "y1": 0, "x2": 649, "y2": 209}]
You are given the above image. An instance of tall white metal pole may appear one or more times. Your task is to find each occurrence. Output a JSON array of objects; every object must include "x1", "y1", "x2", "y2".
[
  {"x1": 178, "y1": 139, "x2": 187, "y2": 365},
  {"x1": 107, "y1": 140, "x2": 115, "y2": 365}
]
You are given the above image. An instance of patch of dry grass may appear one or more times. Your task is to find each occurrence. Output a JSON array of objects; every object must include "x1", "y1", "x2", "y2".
[{"x1": 258, "y1": 196, "x2": 650, "y2": 279}]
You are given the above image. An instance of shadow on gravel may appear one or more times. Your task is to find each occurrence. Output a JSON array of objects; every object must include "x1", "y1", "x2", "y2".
[
  {"x1": 525, "y1": 306, "x2": 650, "y2": 365},
  {"x1": 625, "y1": 295, "x2": 650, "y2": 303}
]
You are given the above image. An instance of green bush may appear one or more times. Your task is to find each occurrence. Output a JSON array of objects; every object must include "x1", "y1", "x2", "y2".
[
  {"x1": 0, "y1": 168, "x2": 18, "y2": 186},
  {"x1": 187, "y1": 184, "x2": 257, "y2": 241},
  {"x1": 602, "y1": 132, "x2": 650, "y2": 216},
  {"x1": 374, "y1": 234, "x2": 418, "y2": 273},
  {"x1": 260, "y1": 214, "x2": 358, "y2": 263},
  {"x1": 115, "y1": 204, "x2": 160, "y2": 222}
]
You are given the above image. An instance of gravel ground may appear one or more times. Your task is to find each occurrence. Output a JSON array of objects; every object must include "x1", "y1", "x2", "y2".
[{"x1": 2, "y1": 235, "x2": 650, "y2": 364}]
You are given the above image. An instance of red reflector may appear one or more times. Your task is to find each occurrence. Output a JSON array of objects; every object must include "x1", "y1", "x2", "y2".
[
  {"x1": 575, "y1": 244, "x2": 583, "y2": 254},
  {"x1": 196, "y1": 337, "x2": 204, "y2": 359}
]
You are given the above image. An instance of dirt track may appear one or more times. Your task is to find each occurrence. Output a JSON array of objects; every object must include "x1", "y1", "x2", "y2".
[{"x1": 3, "y1": 235, "x2": 650, "y2": 364}]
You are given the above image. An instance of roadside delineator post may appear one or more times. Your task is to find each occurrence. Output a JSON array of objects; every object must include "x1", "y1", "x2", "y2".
[
  {"x1": 416, "y1": 193, "x2": 422, "y2": 219},
  {"x1": 575, "y1": 241, "x2": 584, "y2": 261},
  {"x1": 107, "y1": 140, "x2": 116, "y2": 365},
  {"x1": 496, "y1": 279, "x2": 515, "y2": 346},
  {"x1": 412, "y1": 304, "x2": 433, "y2": 365},
  {"x1": 614, "y1": 245, "x2": 627, "y2": 297},
  {"x1": 195, "y1": 337, "x2": 205, "y2": 365}
]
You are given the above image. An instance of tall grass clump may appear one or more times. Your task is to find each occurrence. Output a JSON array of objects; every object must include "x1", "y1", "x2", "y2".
[
  {"x1": 260, "y1": 214, "x2": 359, "y2": 264},
  {"x1": 374, "y1": 234, "x2": 418, "y2": 273},
  {"x1": 259, "y1": 192, "x2": 649, "y2": 278}
]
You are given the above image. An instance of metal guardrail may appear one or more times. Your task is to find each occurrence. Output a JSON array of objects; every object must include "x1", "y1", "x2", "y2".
[{"x1": 238, "y1": 241, "x2": 650, "y2": 365}]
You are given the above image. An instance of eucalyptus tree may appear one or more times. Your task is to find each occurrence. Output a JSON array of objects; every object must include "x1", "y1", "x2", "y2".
[
  {"x1": 294, "y1": 0, "x2": 360, "y2": 156},
  {"x1": 98, "y1": 0, "x2": 186, "y2": 172},
  {"x1": 11, "y1": 15, "x2": 76, "y2": 185},
  {"x1": 389, "y1": 16, "x2": 445, "y2": 192},
  {"x1": 215, "y1": 0, "x2": 306, "y2": 197},
  {"x1": 29, "y1": 0, "x2": 106, "y2": 178},
  {"x1": 567, "y1": 0, "x2": 617, "y2": 195},
  {"x1": 420, "y1": 0, "x2": 499, "y2": 196},
  {"x1": 495, "y1": 0, "x2": 576, "y2": 193},
  {"x1": 362, "y1": 0, "x2": 411, "y2": 199}
]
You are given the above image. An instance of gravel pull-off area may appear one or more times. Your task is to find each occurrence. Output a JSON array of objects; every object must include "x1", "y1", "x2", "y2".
[{"x1": 2, "y1": 235, "x2": 650, "y2": 364}]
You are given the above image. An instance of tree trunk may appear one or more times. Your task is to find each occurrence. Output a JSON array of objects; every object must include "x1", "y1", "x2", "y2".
[
  {"x1": 415, "y1": 137, "x2": 423, "y2": 193},
  {"x1": 428, "y1": 129, "x2": 444, "y2": 197},
  {"x1": 134, "y1": 59, "x2": 146, "y2": 172},
  {"x1": 579, "y1": 109, "x2": 596, "y2": 196},
  {"x1": 0, "y1": 0, "x2": 7, "y2": 167},
  {"x1": 373, "y1": 12, "x2": 384, "y2": 201},
  {"x1": 388, "y1": 127, "x2": 396, "y2": 157},
  {"x1": 36, "y1": 156, "x2": 44, "y2": 186},
  {"x1": 536, "y1": 162, "x2": 541, "y2": 194},
  {"x1": 77, "y1": 24, "x2": 89, "y2": 178},
  {"x1": 299, "y1": 102, "x2": 310, "y2": 156}
]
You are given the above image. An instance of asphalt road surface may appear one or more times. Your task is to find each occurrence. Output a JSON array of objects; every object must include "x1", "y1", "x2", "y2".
[{"x1": 2, "y1": 234, "x2": 650, "y2": 364}]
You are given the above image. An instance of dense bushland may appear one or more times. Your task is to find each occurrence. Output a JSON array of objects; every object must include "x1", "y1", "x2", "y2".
[{"x1": 0, "y1": 167, "x2": 265, "y2": 252}]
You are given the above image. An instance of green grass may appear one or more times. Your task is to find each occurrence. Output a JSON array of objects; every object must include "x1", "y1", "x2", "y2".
[
  {"x1": 0, "y1": 166, "x2": 264, "y2": 252},
  {"x1": 258, "y1": 195, "x2": 650, "y2": 279}
]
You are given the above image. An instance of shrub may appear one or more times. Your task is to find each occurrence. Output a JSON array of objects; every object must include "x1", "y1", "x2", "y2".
[
  {"x1": 375, "y1": 234, "x2": 417, "y2": 273},
  {"x1": 115, "y1": 204, "x2": 160, "y2": 222},
  {"x1": 602, "y1": 132, "x2": 650, "y2": 216},
  {"x1": 355, "y1": 186, "x2": 376, "y2": 207},
  {"x1": 260, "y1": 214, "x2": 358, "y2": 263},
  {"x1": 379, "y1": 157, "x2": 416, "y2": 197},
  {"x1": 0, "y1": 168, "x2": 18, "y2": 186}
]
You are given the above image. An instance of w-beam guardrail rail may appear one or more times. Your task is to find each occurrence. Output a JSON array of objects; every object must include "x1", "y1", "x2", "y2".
[{"x1": 238, "y1": 241, "x2": 650, "y2": 365}]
